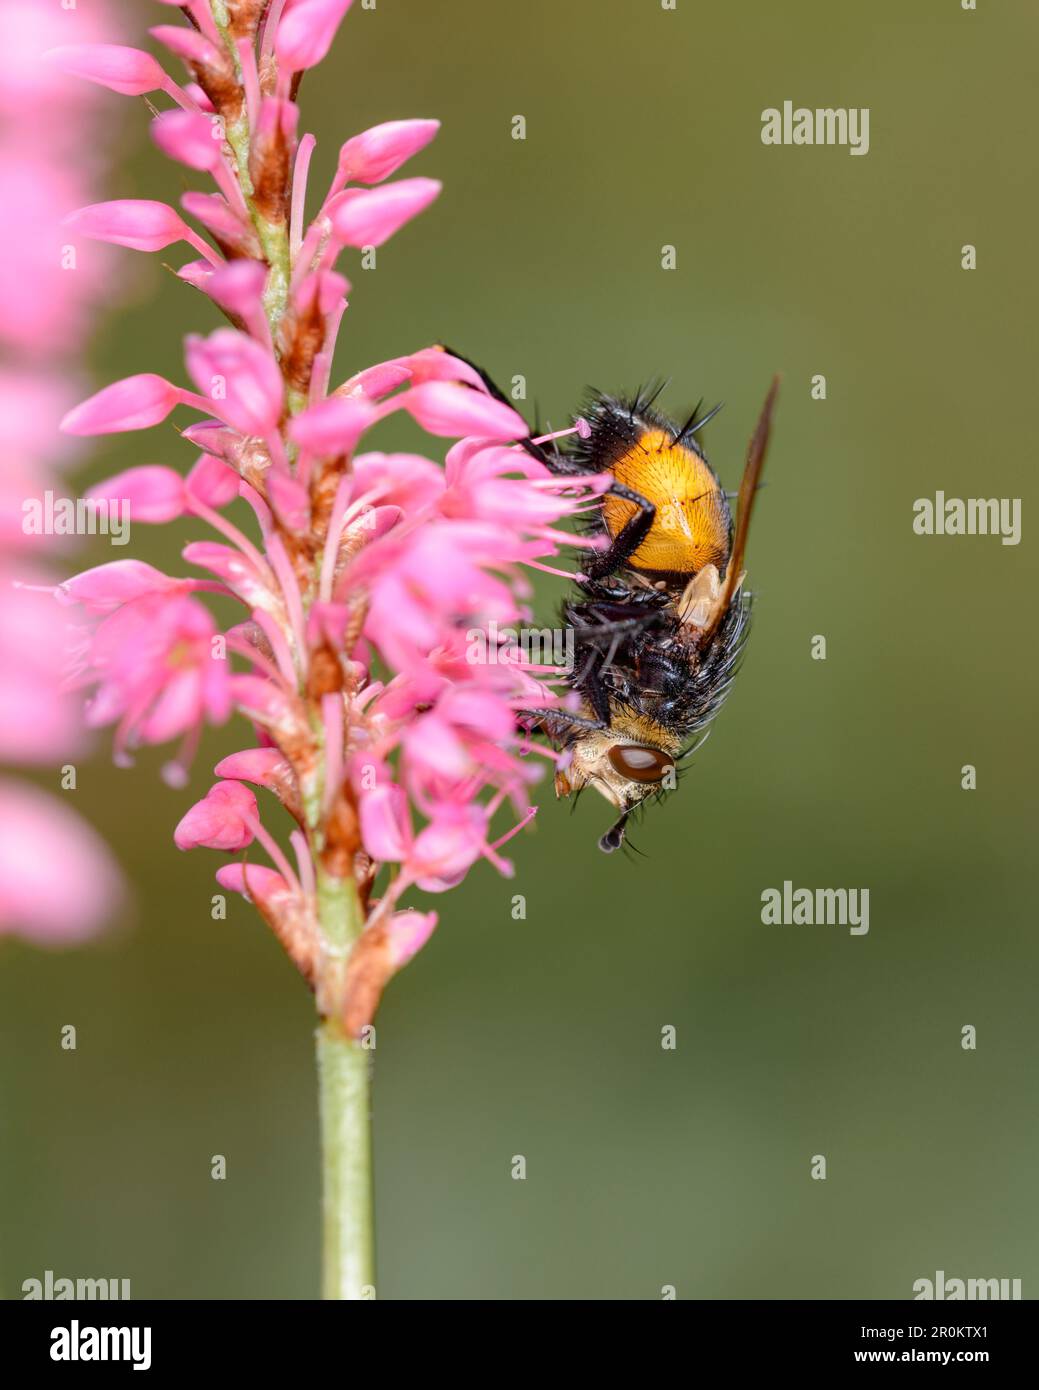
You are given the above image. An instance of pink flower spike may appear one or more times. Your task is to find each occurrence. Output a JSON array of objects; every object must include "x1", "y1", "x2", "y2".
[
  {"x1": 330, "y1": 178, "x2": 441, "y2": 248},
  {"x1": 45, "y1": 43, "x2": 167, "y2": 97},
  {"x1": 275, "y1": 0, "x2": 353, "y2": 74},
  {"x1": 184, "y1": 329, "x2": 284, "y2": 437},
  {"x1": 60, "y1": 374, "x2": 182, "y2": 436},
  {"x1": 65, "y1": 200, "x2": 220, "y2": 265},
  {"x1": 86, "y1": 466, "x2": 187, "y2": 524},
  {"x1": 398, "y1": 382, "x2": 528, "y2": 440},
  {"x1": 152, "y1": 109, "x2": 224, "y2": 172},
  {"x1": 288, "y1": 395, "x2": 377, "y2": 456},
  {"x1": 175, "y1": 780, "x2": 258, "y2": 852},
  {"x1": 56, "y1": 560, "x2": 179, "y2": 614},
  {"x1": 336, "y1": 119, "x2": 440, "y2": 188}
]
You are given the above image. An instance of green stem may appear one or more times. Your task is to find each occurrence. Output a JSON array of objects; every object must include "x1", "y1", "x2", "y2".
[
  {"x1": 316, "y1": 1016, "x2": 374, "y2": 1299},
  {"x1": 315, "y1": 870, "x2": 374, "y2": 1299}
]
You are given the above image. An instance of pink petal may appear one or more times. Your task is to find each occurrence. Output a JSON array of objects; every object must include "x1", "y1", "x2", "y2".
[
  {"x1": 65, "y1": 199, "x2": 193, "y2": 253},
  {"x1": 358, "y1": 783, "x2": 411, "y2": 861},
  {"x1": 45, "y1": 43, "x2": 167, "y2": 97},
  {"x1": 405, "y1": 347, "x2": 488, "y2": 390},
  {"x1": 60, "y1": 374, "x2": 181, "y2": 436},
  {"x1": 275, "y1": 0, "x2": 353, "y2": 73},
  {"x1": 187, "y1": 454, "x2": 239, "y2": 508},
  {"x1": 204, "y1": 260, "x2": 269, "y2": 320},
  {"x1": 175, "y1": 780, "x2": 258, "y2": 851},
  {"x1": 182, "y1": 191, "x2": 259, "y2": 256},
  {"x1": 182, "y1": 541, "x2": 271, "y2": 608},
  {"x1": 337, "y1": 119, "x2": 440, "y2": 185},
  {"x1": 330, "y1": 178, "x2": 441, "y2": 248},
  {"x1": 386, "y1": 910, "x2": 438, "y2": 967},
  {"x1": 291, "y1": 269, "x2": 350, "y2": 318},
  {"x1": 351, "y1": 452, "x2": 445, "y2": 512},
  {"x1": 149, "y1": 24, "x2": 223, "y2": 69},
  {"x1": 184, "y1": 329, "x2": 283, "y2": 437},
  {"x1": 215, "y1": 748, "x2": 292, "y2": 791},
  {"x1": 288, "y1": 395, "x2": 377, "y2": 455},
  {"x1": 341, "y1": 361, "x2": 412, "y2": 400},
  {"x1": 56, "y1": 560, "x2": 179, "y2": 613},
  {"x1": 152, "y1": 109, "x2": 224, "y2": 171},
  {"x1": 267, "y1": 469, "x2": 311, "y2": 533},
  {"x1": 86, "y1": 466, "x2": 187, "y2": 524},
  {"x1": 215, "y1": 862, "x2": 289, "y2": 902},
  {"x1": 399, "y1": 382, "x2": 527, "y2": 440}
]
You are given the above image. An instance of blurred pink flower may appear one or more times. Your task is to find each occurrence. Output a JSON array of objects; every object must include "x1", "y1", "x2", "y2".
[
  {"x1": 0, "y1": 0, "x2": 126, "y2": 946},
  {"x1": 0, "y1": 780, "x2": 123, "y2": 944}
]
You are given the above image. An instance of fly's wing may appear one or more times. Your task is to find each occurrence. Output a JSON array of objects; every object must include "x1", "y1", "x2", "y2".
[{"x1": 702, "y1": 375, "x2": 779, "y2": 644}]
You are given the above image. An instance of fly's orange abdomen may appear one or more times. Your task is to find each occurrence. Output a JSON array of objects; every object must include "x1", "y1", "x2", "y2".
[{"x1": 602, "y1": 428, "x2": 730, "y2": 574}]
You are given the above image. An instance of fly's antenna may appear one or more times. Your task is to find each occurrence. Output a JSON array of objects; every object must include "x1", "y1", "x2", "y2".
[{"x1": 702, "y1": 375, "x2": 780, "y2": 645}]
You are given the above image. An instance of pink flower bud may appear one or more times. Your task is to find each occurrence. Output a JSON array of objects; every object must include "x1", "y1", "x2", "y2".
[
  {"x1": 60, "y1": 374, "x2": 181, "y2": 436},
  {"x1": 187, "y1": 455, "x2": 239, "y2": 508},
  {"x1": 205, "y1": 260, "x2": 269, "y2": 321},
  {"x1": 152, "y1": 110, "x2": 224, "y2": 172},
  {"x1": 406, "y1": 347, "x2": 488, "y2": 390},
  {"x1": 45, "y1": 43, "x2": 167, "y2": 97},
  {"x1": 182, "y1": 192, "x2": 261, "y2": 258},
  {"x1": 275, "y1": 0, "x2": 353, "y2": 74},
  {"x1": 288, "y1": 395, "x2": 376, "y2": 455},
  {"x1": 399, "y1": 382, "x2": 528, "y2": 440},
  {"x1": 149, "y1": 25, "x2": 223, "y2": 70},
  {"x1": 184, "y1": 329, "x2": 284, "y2": 437},
  {"x1": 330, "y1": 178, "x2": 441, "y2": 248},
  {"x1": 337, "y1": 119, "x2": 440, "y2": 185},
  {"x1": 387, "y1": 909, "x2": 438, "y2": 968},
  {"x1": 215, "y1": 862, "x2": 288, "y2": 902},
  {"x1": 291, "y1": 269, "x2": 350, "y2": 319},
  {"x1": 177, "y1": 259, "x2": 213, "y2": 292},
  {"x1": 215, "y1": 748, "x2": 293, "y2": 792},
  {"x1": 86, "y1": 466, "x2": 187, "y2": 524},
  {"x1": 56, "y1": 561, "x2": 180, "y2": 614},
  {"x1": 64, "y1": 199, "x2": 197, "y2": 254},
  {"x1": 340, "y1": 361, "x2": 412, "y2": 400},
  {"x1": 175, "y1": 781, "x2": 258, "y2": 852}
]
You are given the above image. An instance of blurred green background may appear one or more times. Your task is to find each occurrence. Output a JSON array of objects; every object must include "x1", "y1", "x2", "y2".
[{"x1": 3, "y1": 0, "x2": 1037, "y2": 1299}]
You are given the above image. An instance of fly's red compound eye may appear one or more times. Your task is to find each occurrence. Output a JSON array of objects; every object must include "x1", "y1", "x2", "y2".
[{"x1": 607, "y1": 744, "x2": 674, "y2": 784}]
